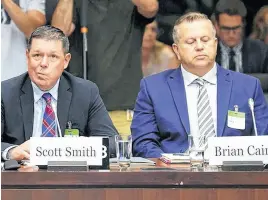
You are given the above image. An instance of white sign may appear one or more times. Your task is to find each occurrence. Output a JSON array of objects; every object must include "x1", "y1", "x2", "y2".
[
  {"x1": 207, "y1": 136, "x2": 268, "y2": 165},
  {"x1": 30, "y1": 137, "x2": 106, "y2": 166}
]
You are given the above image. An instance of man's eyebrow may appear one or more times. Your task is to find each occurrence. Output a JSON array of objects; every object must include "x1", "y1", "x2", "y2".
[{"x1": 220, "y1": 25, "x2": 242, "y2": 29}]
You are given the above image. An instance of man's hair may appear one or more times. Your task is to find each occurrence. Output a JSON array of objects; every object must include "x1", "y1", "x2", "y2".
[
  {"x1": 251, "y1": 6, "x2": 268, "y2": 40},
  {"x1": 172, "y1": 12, "x2": 216, "y2": 43},
  {"x1": 27, "y1": 25, "x2": 69, "y2": 54},
  {"x1": 214, "y1": 0, "x2": 247, "y2": 22}
]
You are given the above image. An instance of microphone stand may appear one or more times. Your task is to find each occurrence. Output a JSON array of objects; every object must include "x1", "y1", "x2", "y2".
[
  {"x1": 248, "y1": 98, "x2": 258, "y2": 136},
  {"x1": 81, "y1": 0, "x2": 88, "y2": 80},
  {"x1": 81, "y1": 27, "x2": 88, "y2": 80}
]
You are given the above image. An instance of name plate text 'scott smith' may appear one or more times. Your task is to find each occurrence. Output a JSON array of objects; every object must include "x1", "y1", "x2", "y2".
[{"x1": 30, "y1": 137, "x2": 108, "y2": 166}]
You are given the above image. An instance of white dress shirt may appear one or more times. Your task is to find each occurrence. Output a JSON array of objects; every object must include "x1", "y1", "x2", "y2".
[
  {"x1": 1, "y1": 0, "x2": 45, "y2": 81},
  {"x1": 181, "y1": 64, "x2": 217, "y2": 141},
  {"x1": 219, "y1": 41, "x2": 243, "y2": 72}
]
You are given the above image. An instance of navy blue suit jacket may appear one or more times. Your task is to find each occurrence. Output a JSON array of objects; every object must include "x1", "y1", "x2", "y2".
[{"x1": 131, "y1": 65, "x2": 268, "y2": 158}]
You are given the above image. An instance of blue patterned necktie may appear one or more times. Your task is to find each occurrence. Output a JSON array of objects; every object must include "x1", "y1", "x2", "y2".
[{"x1": 41, "y1": 93, "x2": 56, "y2": 137}]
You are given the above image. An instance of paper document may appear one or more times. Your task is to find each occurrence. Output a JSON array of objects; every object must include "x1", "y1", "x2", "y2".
[{"x1": 110, "y1": 157, "x2": 155, "y2": 165}]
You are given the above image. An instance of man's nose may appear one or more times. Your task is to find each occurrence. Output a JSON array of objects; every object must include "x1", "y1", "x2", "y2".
[
  {"x1": 195, "y1": 39, "x2": 204, "y2": 50},
  {"x1": 228, "y1": 30, "x2": 236, "y2": 37},
  {"x1": 40, "y1": 56, "x2": 48, "y2": 67}
]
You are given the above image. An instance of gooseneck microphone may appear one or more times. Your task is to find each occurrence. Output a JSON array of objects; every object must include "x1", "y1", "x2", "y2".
[
  {"x1": 248, "y1": 98, "x2": 258, "y2": 136},
  {"x1": 81, "y1": 0, "x2": 89, "y2": 80}
]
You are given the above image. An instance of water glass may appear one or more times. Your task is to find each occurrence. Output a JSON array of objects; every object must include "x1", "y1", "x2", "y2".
[
  {"x1": 188, "y1": 134, "x2": 206, "y2": 168},
  {"x1": 115, "y1": 135, "x2": 132, "y2": 169}
]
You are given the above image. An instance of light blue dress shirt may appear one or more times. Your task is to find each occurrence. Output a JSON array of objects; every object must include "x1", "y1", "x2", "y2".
[{"x1": 31, "y1": 80, "x2": 60, "y2": 137}]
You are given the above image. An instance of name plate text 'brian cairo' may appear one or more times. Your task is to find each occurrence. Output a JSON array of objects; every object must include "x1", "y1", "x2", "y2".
[
  {"x1": 207, "y1": 136, "x2": 268, "y2": 165},
  {"x1": 30, "y1": 137, "x2": 107, "y2": 166}
]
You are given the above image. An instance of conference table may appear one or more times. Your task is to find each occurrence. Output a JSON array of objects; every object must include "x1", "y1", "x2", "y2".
[{"x1": 2, "y1": 159, "x2": 268, "y2": 200}]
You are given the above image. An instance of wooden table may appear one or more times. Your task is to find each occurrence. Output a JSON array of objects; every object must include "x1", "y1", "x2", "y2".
[{"x1": 2, "y1": 159, "x2": 268, "y2": 200}]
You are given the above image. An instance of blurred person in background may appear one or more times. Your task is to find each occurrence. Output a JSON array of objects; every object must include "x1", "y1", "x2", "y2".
[
  {"x1": 214, "y1": 0, "x2": 268, "y2": 73},
  {"x1": 1, "y1": 0, "x2": 46, "y2": 81},
  {"x1": 250, "y1": 6, "x2": 268, "y2": 45},
  {"x1": 142, "y1": 21, "x2": 179, "y2": 77},
  {"x1": 51, "y1": 0, "x2": 158, "y2": 135}
]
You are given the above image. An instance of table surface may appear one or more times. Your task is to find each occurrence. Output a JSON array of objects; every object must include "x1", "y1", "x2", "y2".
[{"x1": 2, "y1": 159, "x2": 268, "y2": 189}]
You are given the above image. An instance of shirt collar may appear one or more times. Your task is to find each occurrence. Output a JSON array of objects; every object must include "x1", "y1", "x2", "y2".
[
  {"x1": 31, "y1": 79, "x2": 60, "y2": 103},
  {"x1": 220, "y1": 41, "x2": 243, "y2": 53},
  {"x1": 181, "y1": 63, "x2": 217, "y2": 86}
]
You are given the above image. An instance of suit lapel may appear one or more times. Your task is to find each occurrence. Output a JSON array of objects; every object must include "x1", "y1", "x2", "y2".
[
  {"x1": 241, "y1": 39, "x2": 249, "y2": 73},
  {"x1": 20, "y1": 77, "x2": 34, "y2": 141},
  {"x1": 217, "y1": 65, "x2": 232, "y2": 136},
  {"x1": 216, "y1": 44, "x2": 221, "y2": 65},
  {"x1": 57, "y1": 75, "x2": 72, "y2": 136},
  {"x1": 167, "y1": 68, "x2": 190, "y2": 134}
]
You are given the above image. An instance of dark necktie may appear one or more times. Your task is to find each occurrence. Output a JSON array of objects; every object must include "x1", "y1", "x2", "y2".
[{"x1": 229, "y1": 49, "x2": 236, "y2": 71}]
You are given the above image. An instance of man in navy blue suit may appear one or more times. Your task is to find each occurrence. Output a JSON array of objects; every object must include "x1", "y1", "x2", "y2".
[{"x1": 131, "y1": 12, "x2": 268, "y2": 158}]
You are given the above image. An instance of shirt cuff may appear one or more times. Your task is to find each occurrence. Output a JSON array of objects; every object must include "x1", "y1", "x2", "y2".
[{"x1": 2, "y1": 145, "x2": 18, "y2": 161}]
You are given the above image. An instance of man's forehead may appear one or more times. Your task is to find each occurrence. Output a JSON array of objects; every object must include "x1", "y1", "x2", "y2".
[
  {"x1": 30, "y1": 39, "x2": 64, "y2": 51},
  {"x1": 218, "y1": 14, "x2": 243, "y2": 25},
  {"x1": 179, "y1": 21, "x2": 214, "y2": 37},
  {"x1": 179, "y1": 20, "x2": 212, "y2": 29}
]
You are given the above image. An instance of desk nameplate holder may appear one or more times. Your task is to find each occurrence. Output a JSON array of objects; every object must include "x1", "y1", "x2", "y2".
[
  {"x1": 207, "y1": 136, "x2": 268, "y2": 167},
  {"x1": 222, "y1": 161, "x2": 264, "y2": 171},
  {"x1": 30, "y1": 137, "x2": 110, "y2": 171},
  {"x1": 47, "y1": 161, "x2": 88, "y2": 172}
]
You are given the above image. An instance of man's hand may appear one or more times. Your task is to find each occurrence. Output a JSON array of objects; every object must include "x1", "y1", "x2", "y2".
[
  {"x1": 51, "y1": 0, "x2": 74, "y2": 36},
  {"x1": 9, "y1": 140, "x2": 30, "y2": 161},
  {"x1": 131, "y1": 0, "x2": 158, "y2": 18}
]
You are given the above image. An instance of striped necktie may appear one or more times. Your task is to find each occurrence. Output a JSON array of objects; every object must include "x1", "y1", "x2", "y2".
[
  {"x1": 194, "y1": 78, "x2": 215, "y2": 147},
  {"x1": 41, "y1": 93, "x2": 56, "y2": 137}
]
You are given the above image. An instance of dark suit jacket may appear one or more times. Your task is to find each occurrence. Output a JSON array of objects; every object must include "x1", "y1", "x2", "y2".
[
  {"x1": 216, "y1": 38, "x2": 268, "y2": 73},
  {"x1": 131, "y1": 65, "x2": 268, "y2": 158},
  {"x1": 1, "y1": 71, "x2": 118, "y2": 157}
]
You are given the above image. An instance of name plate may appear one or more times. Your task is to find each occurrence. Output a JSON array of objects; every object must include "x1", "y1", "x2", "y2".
[
  {"x1": 207, "y1": 136, "x2": 268, "y2": 165},
  {"x1": 30, "y1": 137, "x2": 108, "y2": 167}
]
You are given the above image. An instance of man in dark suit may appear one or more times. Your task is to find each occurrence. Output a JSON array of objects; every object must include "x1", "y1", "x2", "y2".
[
  {"x1": 131, "y1": 12, "x2": 268, "y2": 158},
  {"x1": 1, "y1": 25, "x2": 118, "y2": 161},
  {"x1": 214, "y1": 0, "x2": 268, "y2": 73}
]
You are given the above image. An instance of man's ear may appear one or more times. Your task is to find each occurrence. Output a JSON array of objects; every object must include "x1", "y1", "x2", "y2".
[
  {"x1": 215, "y1": 21, "x2": 220, "y2": 34},
  {"x1": 64, "y1": 53, "x2": 71, "y2": 69},
  {"x1": 26, "y1": 49, "x2": 29, "y2": 57},
  {"x1": 172, "y1": 43, "x2": 181, "y2": 61},
  {"x1": 26, "y1": 49, "x2": 30, "y2": 66}
]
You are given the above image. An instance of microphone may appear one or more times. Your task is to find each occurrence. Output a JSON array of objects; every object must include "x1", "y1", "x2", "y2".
[
  {"x1": 80, "y1": 0, "x2": 88, "y2": 29},
  {"x1": 80, "y1": 0, "x2": 89, "y2": 80},
  {"x1": 248, "y1": 98, "x2": 258, "y2": 136},
  {"x1": 52, "y1": 104, "x2": 63, "y2": 137}
]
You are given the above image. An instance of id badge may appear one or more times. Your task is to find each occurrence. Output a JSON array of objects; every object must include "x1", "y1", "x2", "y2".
[
  {"x1": 227, "y1": 110, "x2": 245, "y2": 130},
  {"x1": 64, "y1": 129, "x2": 79, "y2": 137}
]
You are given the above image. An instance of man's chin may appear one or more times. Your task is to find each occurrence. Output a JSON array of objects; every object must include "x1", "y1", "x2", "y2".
[
  {"x1": 225, "y1": 41, "x2": 239, "y2": 48},
  {"x1": 193, "y1": 60, "x2": 212, "y2": 68},
  {"x1": 33, "y1": 80, "x2": 50, "y2": 91}
]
